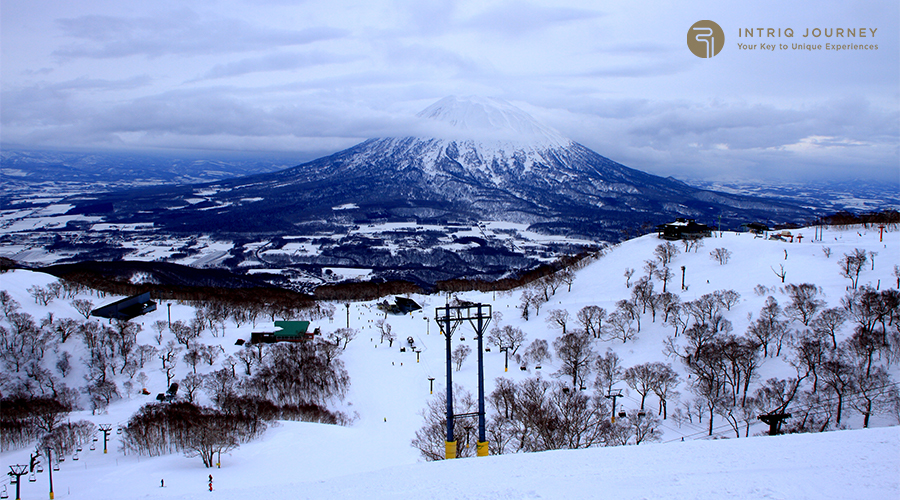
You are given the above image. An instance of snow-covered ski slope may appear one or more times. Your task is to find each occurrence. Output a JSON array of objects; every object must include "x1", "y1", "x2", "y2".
[{"x1": 1, "y1": 224, "x2": 897, "y2": 499}]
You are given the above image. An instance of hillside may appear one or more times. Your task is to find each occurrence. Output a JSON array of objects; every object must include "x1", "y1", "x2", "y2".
[{"x1": 1, "y1": 223, "x2": 897, "y2": 499}]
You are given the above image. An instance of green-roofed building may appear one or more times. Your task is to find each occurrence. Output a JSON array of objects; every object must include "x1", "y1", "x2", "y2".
[{"x1": 250, "y1": 321, "x2": 317, "y2": 344}]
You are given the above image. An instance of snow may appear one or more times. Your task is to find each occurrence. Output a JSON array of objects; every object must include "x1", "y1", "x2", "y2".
[
  {"x1": 417, "y1": 95, "x2": 571, "y2": 148},
  {"x1": 1, "y1": 224, "x2": 898, "y2": 499}
]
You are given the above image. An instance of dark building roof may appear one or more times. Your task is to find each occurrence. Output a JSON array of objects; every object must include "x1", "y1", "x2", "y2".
[
  {"x1": 742, "y1": 222, "x2": 770, "y2": 234},
  {"x1": 92, "y1": 292, "x2": 157, "y2": 321},
  {"x1": 377, "y1": 296, "x2": 423, "y2": 315},
  {"x1": 656, "y1": 218, "x2": 713, "y2": 240}
]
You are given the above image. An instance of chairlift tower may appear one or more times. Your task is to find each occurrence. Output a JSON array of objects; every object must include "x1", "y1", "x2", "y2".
[
  {"x1": 98, "y1": 424, "x2": 113, "y2": 454},
  {"x1": 435, "y1": 300, "x2": 492, "y2": 459},
  {"x1": 8, "y1": 465, "x2": 27, "y2": 500},
  {"x1": 758, "y1": 412, "x2": 791, "y2": 436},
  {"x1": 605, "y1": 389, "x2": 623, "y2": 423}
]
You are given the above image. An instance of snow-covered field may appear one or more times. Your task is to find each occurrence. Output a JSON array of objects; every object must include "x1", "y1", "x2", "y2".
[{"x1": 1, "y1": 224, "x2": 898, "y2": 499}]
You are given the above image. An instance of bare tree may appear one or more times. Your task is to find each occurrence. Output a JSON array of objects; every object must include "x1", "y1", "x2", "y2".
[
  {"x1": 558, "y1": 269, "x2": 576, "y2": 292},
  {"x1": 820, "y1": 348, "x2": 854, "y2": 426},
  {"x1": 623, "y1": 268, "x2": 635, "y2": 288},
  {"x1": 653, "y1": 265, "x2": 674, "y2": 293},
  {"x1": 577, "y1": 305, "x2": 606, "y2": 339},
  {"x1": 615, "y1": 298, "x2": 641, "y2": 333},
  {"x1": 487, "y1": 325, "x2": 526, "y2": 356},
  {"x1": 545, "y1": 309, "x2": 571, "y2": 334},
  {"x1": 71, "y1": 299, "x2": 94, "y2": 319},
  {"x1": 181, "y1": 373, "x2": 205, "y2": 403},
  {"x1": 748, "y1": 297, "x2": 788, "y2": 357},
  {"x1": 822, "y1": 246, "x2": 832, "y2": 258},
  {"x1": 654, "y1": 242, "x2": 680, "y2": 265},
  {"x1": 159, "y1": 341, "x2": 182, "y2": 386},
  {"x1": 710, "y1": 247, "x2": 732, "y2": 265},
  {"x1": 553, "y1": 329, "x2": 596, "y2": 389},
  {"x1": 522, "y1": 339, "x2": 551, "y2": 368},
  {"x1": 452, "y1": 344, "x2": 472, "y2": 371},
  {"x1": 848, "y1": 365, "x2": 896, "y2": 428},
  {"x1": 603, "y1": 310, "x2": 637, "y2": 344},
  {"x1": 412, "y1": 386, "x2": 476, "y2": 460},
  {"x1": 171, "y1": 320, "x2": 200, "y2": 347},
  {"x1": 652, "y1": 364, "x2": 679, "y2": 420},
  {"x1": 594, "y1": 349, "x2": 623, "y2": 397},
  {"x1": 183, "y1": 343, "x2": 203, "y2": 373},
  {"x1": 328, "y1": 328, "x2": 357, "y2": 350},
  {"x1": 376, "y1": 319, "x2": 394, "y2": 346},
  {"x1": 28, "y1": 285, "x2": 54, "y2": 306},
  {"x1": 51, "y1": 317, "x2": 79, "y2": 343},
  {"x1": 784, "y1": 283, "x2": 825, "y2": 326},
  {"x1": 771, "y1": 264, "x2": 786, "y2": 284},
  {"x1": 631, "y1": 276, "x2": 654, "y2": 315},
  {"x1": 624, "y1": 362, "x2": 659, "y2": 411},
  {"x1": 0, "y1": 290, "x2": 21, "y2": 318},
  {"x1": 838, "y1": 248, "x2": 868, "y2": 289}
]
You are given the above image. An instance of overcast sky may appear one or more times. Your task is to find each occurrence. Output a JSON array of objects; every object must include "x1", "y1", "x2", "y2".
[{"x1": 2, "y1": 0, "x2": 898, "y2": 183}]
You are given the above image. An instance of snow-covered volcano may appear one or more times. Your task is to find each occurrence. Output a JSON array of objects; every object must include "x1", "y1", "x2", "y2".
[
  {"x1": 95, "y1": 96, "x2": 808, "y2": 235},
  {"x1": 60, "y1": 96, "x2": 818, "y2": 285}
]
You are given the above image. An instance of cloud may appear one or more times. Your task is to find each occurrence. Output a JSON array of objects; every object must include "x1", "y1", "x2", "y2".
[
  {"x1": 552, "y1": 97, "x2": 900, "y2": 182},
  {"x1": 53, "y1": 9, "x2": 348, "y2": 59},
  {"x1": 464, "y1": 1, "x2": 602, "y2": 36},
  {"x1": 196, "y1": 51, "x2": 361, "y2": 80}
]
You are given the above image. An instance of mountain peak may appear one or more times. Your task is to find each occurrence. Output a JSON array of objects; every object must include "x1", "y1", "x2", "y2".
[{"x1": 416, "y1": 95, "x2": 570, "y2": 147}]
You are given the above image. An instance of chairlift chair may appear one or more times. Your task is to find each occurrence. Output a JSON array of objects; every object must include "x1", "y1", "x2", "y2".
[
  {"x1": 1, "y1": 485, "x2": 7, "y2": 499},
  {"x1": 618, "y1": 410, "x2": 627, "y2": 418},
  {"x1": 90, "y1": 443, "x2": 96, "y2": 451},
  {"x1": 637, "y1": 410, "x2": 647, "y2": 418},
  {"x1": 29, "y1": 473, "x2": 36, "y2": 482},
  {"x1": 52, "y1": 463, "x2": 59, "y2": 472},
  {"x1": 58, "y1": 456, "x2": 65, "y2": 462},
  {"x1": 9, "y1": 477, "x2": 15, "y2": 485},
  {"x1": 73, "y1": 453, "x2": 79, "y2": 461},
  {"x1": 36, "y1": 464, "x2": 44, "y2": 473},
  {"x1": 93, "y1": 436, "x2": 99, "y2": 442},
  {"x1": 76, "y1": 446, "x2": 83, "y2": 452}
]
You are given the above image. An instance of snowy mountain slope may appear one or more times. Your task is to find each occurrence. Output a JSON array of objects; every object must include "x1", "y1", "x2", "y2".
[{"x1": 1, "y1": 224, "x2": 898, "y2": 499}]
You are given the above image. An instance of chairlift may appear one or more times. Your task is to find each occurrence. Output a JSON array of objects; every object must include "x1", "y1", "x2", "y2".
[
  {"x1": 637, "y1": 410, "x2": 647, "y2": 418},
  {"x1": 618, "y1": 410, "x2": 627, "y2": 418},
  {"x1": 117, "y1": 427, "x2": 123, "y2": 435},
  {"x1": 58, "y1": 456, "x2": 65, "y2": 462},
  {"x1": 73, "y1": 453, "x2": 79, "y2": 461},
  {"x1": 52, "y1": 463, "x2": 60, "y2": 472},
  {"x1": 36, "y1": 464, "x2": 44, "y2": 473},
  {"x1": 29, "y1": 473, "x2": 36, "y2": 483},
  {"x1": 93, "y1": 436, "x2": 99, "y2": 442},
  {"x1": 90, "y1": 443, "x2": 96, "y2": 451},
  {"x1": 1, "y1": 485, "x2": 7, "y2": 499},
  {"x1": 9, "y1": 477, "x2": 16, "y2": 485},
  {"x1": 77, "y1": 446, "x2": 83, "y2": 452}
]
